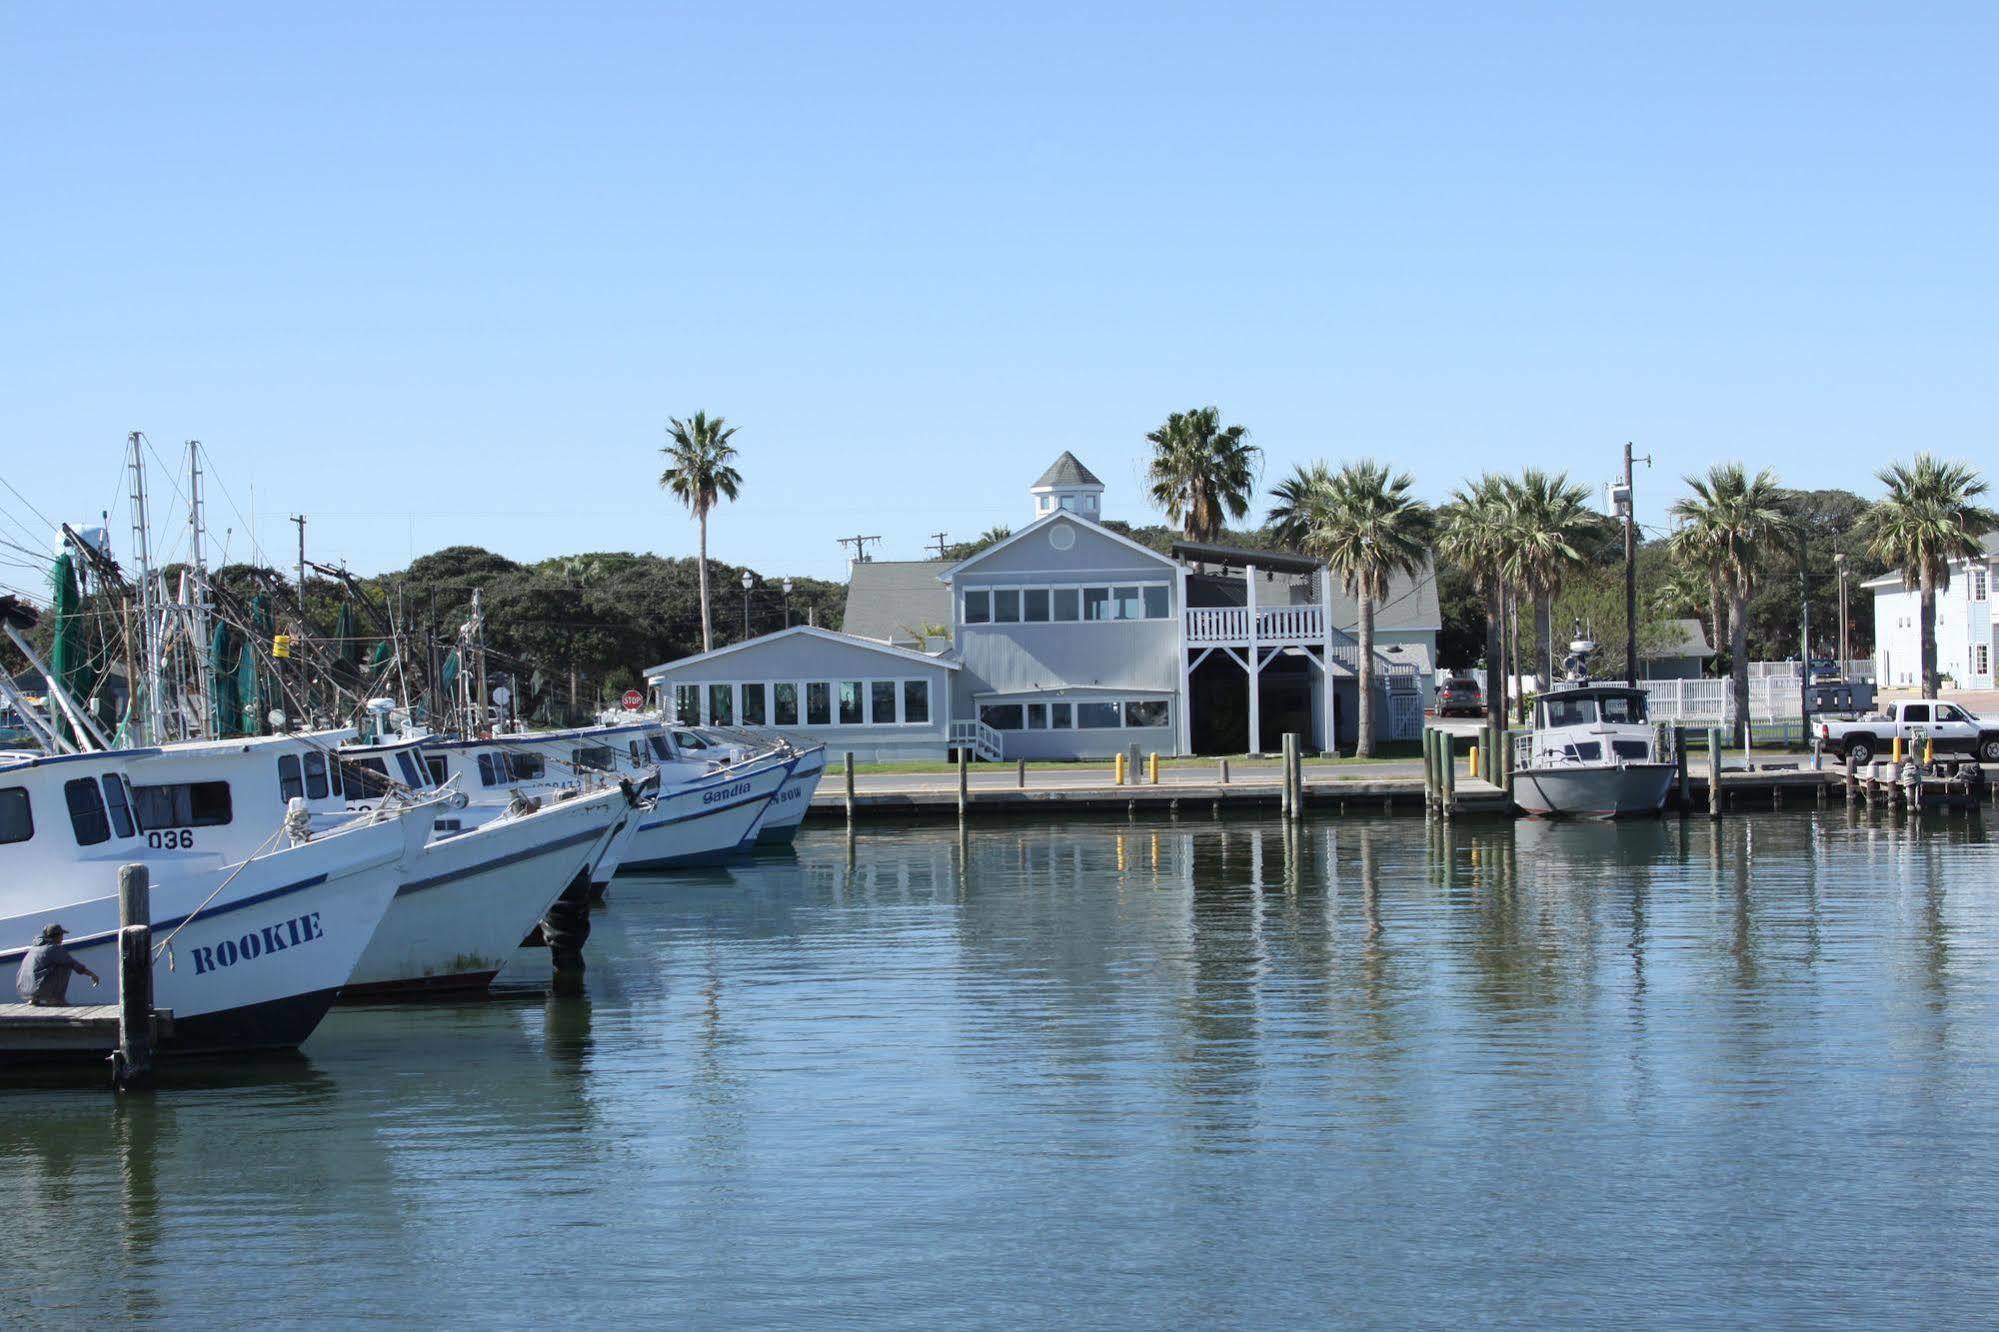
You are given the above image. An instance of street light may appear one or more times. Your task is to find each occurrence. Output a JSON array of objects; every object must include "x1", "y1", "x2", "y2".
[
  {"x1": 741, "y1": 570, "x2": 754, "y2": 640},
  {"x1": 782, "y1": 577, "x2": 794, "y2": 628},
  {"x1": 1833, "y1": 551, "x2": 1849, "y2": 680}
]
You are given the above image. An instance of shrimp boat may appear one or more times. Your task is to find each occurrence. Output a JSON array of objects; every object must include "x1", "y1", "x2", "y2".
[{"x1": 1510, "y1": 634, "x2": 1677, "y2": 819}]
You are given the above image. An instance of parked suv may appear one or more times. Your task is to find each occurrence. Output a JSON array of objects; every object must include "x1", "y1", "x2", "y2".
[{"x1": 1436, "y1": 676, "x2": 1485, "y2": 718}]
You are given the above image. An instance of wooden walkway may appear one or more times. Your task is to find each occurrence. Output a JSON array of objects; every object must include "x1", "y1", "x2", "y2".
[{"x1": 0, "y1": 1004, "x2": 173, "y2": 1055}]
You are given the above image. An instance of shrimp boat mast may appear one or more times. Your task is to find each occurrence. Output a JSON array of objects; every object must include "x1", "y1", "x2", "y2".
[{"x1": 1510, "y1": 627, "x2": 1677, "y2": 819}]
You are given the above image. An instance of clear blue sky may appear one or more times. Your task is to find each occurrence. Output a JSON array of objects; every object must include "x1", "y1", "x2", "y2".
[{"x1": 2, "y1": 3, "x2": 1991, "y2": 593}]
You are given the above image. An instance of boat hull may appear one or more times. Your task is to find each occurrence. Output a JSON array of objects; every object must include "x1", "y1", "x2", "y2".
[
  {"x1": 618, "y1": 753, "x2": 795, "y2": 872},
  {"x1": 1513, "y1": 763, "x2": 1676, "y2": 819},
  {"x1": 0, "y1": 810, "x2": 420, "y2": 1056},
  {"x1": 343, "y1": 786, "x2": 627, "y2": 997},
  {"x1": 754, "y1": 747, "x2": 827, "y2": 845}
]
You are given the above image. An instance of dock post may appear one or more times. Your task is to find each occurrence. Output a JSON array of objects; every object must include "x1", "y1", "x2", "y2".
[
  {"x1": 114, "y1": 864, "x2": 154, "y2": 1093},
  {"x1": 1017, "y1": 757, "x2": 1026, "y2": 789},
  {"x1": 1674, "y1": 726, "x2": 1689, "y2": 812},
  {"x1": 1113, "y1": 752, "x2": 1125, "y2": 786},
  {"x1": 1280, "y1": 734, "x2": 1293, "y2": 818},
  {"x1": 1219, "y1": 757, "x2": 1230, "y2": 785},
  {"x1": 1149, "y1": 752, "x2": 1160, "y2": 785},
  {"x1": 844, "y1": 751, "x2": 856, "y2": 824},
  {"x1": 1440, "y1": 731, "x2": 1456, "y2": 817},
  {"x1": 1421, "y1": 730, "x2": 1434, "y2": 810},
  {"x1": 1290, "y1": 734, "x2": 1304, "y2": 817},
  {"x1": 1707, "y1": 726, "x2": 1723, "y2": 819},
  {"x1": 957, "y1": 748, "x2": 969, "y2": 817},
  {"x1": 1844, "y1": 751, "x2": 1857, "y2": 804}
]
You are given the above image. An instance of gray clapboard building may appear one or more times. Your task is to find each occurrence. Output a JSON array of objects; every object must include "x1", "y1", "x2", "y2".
[{"x1": 644, "y1": 453, "x2": 1438, "y2": 761}]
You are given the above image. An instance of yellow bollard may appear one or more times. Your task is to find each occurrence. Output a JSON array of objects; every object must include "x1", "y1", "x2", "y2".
[
  {"x1": 1924, "y1": 737, "x2": 1934, "y2": 764},
  {"x1": 1148, "y1": 752, "x2": 1160, "y2": 784},
  {"x1": 1114, "y1": 752, "x2": 1126, "y2": 786},
  {"x1": 1892, "y1": 736, "x2": 1903, "y2": 763},
  {"x1": 1469, "y1": 743, "x2": 1480, "y2": 776}
]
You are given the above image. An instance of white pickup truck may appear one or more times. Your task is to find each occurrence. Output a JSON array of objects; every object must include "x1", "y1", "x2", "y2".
[{"x1": 1817, "y1": 700, "x2": 1999, "y2": 765}]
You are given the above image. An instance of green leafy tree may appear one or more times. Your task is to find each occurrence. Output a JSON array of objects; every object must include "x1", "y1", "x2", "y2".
[
  {"x1": 1668, "y1": 464, "x2": 1793, "y2": 741},
  {"x1": 659, "y1": 411, "x2": 743, "y2": 653},
  {"x1": 1146, "y1": 406, "x2": 1259, "y2": 542},
  {"x1": 1503, "y1": 469, "x2": 1602, "y2": 691},
  {"x1": 1864, "y1": 455, "x2": 1999, "y2": 699}
]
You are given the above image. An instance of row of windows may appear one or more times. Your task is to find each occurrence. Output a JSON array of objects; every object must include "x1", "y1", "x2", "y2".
[
  {"x1": 65, "y1": 776, "x2": 234, "y2": 846},
  {"x1": 977, "y1": 699, "x2": 1170, "y2": 732},
  {"x1": 477, "y1": 751, "x2": 548, "y2": 786},
  {"x1": 672, "y1": 679, "x2": 932, "y2": 728},
  {"x1": 963, "y1": 584, "x2": 1171, "y2": 626}
]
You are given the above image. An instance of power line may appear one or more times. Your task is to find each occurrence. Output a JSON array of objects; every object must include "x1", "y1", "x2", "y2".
[{"x1": 835, "y1": 534, "x2": 881, "y2": 564}]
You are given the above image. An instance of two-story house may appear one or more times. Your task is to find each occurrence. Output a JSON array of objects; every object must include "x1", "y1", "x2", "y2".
[
  {"x1": 1867, "y1": 538, "x2": 1999, "y2": 689},
  {"x1": 643, "y1": 453, "x2": 1439, "y2": 761}
]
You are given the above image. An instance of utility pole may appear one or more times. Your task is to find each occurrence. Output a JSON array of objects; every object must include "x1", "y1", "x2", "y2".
[
  {"x1": 836, "y1": 534, "x2": 881, "y2": 565},
  {"x1": 1834, "y1": 550, "x2": 1850, "y2": 682},
  {"x1": 1799, "y1": 529, "x2": 1812, "y2": 729},
  {"x1": 928, "y1": 531, "x2": 950, "y2": 560},
  {"x1": 1618, "y1": 442, "x2": 1650, "y2": 688}
]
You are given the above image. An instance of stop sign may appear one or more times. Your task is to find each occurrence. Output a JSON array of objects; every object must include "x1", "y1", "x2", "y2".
[{"x1": 622, "y1": 689, "x2": 644, "y2": 711}]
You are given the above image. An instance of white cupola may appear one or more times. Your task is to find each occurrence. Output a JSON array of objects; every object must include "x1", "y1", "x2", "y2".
[{"x1": 1028, "y1": 452, "x2": 1105, "y2": 522}]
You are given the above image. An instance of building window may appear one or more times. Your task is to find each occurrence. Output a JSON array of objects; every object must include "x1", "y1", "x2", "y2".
[
  {"x1": 1083, "y1": 587, "x2": 1111, "y2": 621},
  {"x1": 774, "y1": 682, "x2": 799, "y2": 726},
  {"x1": 1026, "y1": 703, "x2": 1048, "y2": 729},
  {"x1": 1977, "y1": 570, "x2": 1989, "y2": 601},
  {"x1": 980, "y1": 704, "x2": 1025, "y2": 731},
  {"x1": 1124, "y1": 700, "x2": 1169, "y2": 728},
  {"x1": 1076, "y1": 702, "x2": 1121, "y2": 728},
  {"x1": 839, "y1": 681, "x2": 864, "y2": 725},
  {"x1": 1038, "y1": 495, "x2": 1051, "y2": 512},
  {"x1": 1979, "y1": 644, "x2": 1991, "y2": 676},
  {"x1": 1023, "y1": 588, "x2": 1050, "y2": 622},
  {"x1": 1143, "y1": 586, "x2": 1170, "y2": 619},
  {"x1": 65, "y1": 777, "x2": 111, "y2": 847},
  {"x1": 870, "y1": 680, "x2": 897, "y2": 724},
  {"x1": 1052, "y1": 588, "x2": 1080, "y2": 621},
  {"x1": 0, "y1": 787, "x2": 31, "y2": 845},
  {"x1": 993, "y1": 589, "x2": 1021, "y2": 623},
  {"x1": 903, "y1": 680, "x2": 929, "y2": 724},
  {"x1": 133, "y1": 781, "x2": 234, "y2": 830},
  {"x1": 1113, "y1": 586, "x2": 1142, "y2": 620},
  {"x1": 673, "y1": 684, "x2": 700, "y2": 725},
  {"x1": 741, "y1": 683, "x2": 768, "y2": 726},
  {"x1": 1050, "y1": 703, "x2": 1072, "y2": 729},
  {"x1": 807, "y1": 682, "x2": 832, "y2": 725},
  {"x1": 707, "y1": 684, "x2": 734, "y2": 726},
  {"x1": 964, "y1": 590, "x2": 991, "y2": 624}
]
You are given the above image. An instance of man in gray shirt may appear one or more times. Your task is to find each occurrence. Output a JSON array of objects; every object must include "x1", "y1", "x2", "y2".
[{"x1": 14, "y1": 924, "x2": 100, "y2": 1006}]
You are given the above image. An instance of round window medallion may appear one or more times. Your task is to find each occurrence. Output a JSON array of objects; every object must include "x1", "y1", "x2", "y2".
[{"x1": 1048, "y1": 525, "x2": 1076, "y2": 552}]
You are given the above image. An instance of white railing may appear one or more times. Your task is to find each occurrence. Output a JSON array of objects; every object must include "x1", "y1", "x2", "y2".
[
  {"x1": 949, "y1": 719, "x2": 1004, "y2": 762},
  {"x1": 1640, "y1": 676, "x2": 1806, "y2": 724},
  {"x1": 1184, "y1": 605, "x2": 1325, "y2": 645},
  {"x1": 1513, "y1": 724, "x2": 1678, "y2": 772}
]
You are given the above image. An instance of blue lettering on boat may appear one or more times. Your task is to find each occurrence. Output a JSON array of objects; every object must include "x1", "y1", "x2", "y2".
[
  {"x1": 191, "y1": 911, "x2": 324, "y2": 975},
  {"x1": 704, "y1": 782, "x2": 752, "y2": 805}
]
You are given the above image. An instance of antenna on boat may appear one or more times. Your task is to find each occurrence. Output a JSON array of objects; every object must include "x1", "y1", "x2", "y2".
[
  {"x1": 187, "y1": 440, "x2": 216, "y2": 738},
  {"x1": 127, "y1": 431, "x2": 163, "y2": 746}
]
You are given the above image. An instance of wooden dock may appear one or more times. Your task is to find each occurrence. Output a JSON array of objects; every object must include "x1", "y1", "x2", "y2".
[{"x1": 0, "y1": 1004, "x2": 174, "y2": 1054}]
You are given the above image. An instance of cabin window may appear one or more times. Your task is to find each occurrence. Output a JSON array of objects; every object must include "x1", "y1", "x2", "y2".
[
  {"x1": 1082, "y1": 587, "x2": 1112, "y2": 621},
  {"x1": 707, "y1": 684, "x2": 734, "y2": 727},
  {"x1": 902, "y1": 680, "x2": 929, "y2": 724},
  {"x1": 1599, "y1": 695, "x2": 1646, "y2": 724},
  {"x1": 806, "y1": 682, "x2": 831, "y2": 726},
  {"x1": 964, "y1": 590, "x2": 991, "y2": 624},
  {"x1": 574, "y1": 746, "x2": 616, "y2": 772},
  {"x1": 65, "y1": 777, "x2": 111, "y2": 847},
  {"x1": 101, "y1": 775, "x2": 135, "y2": 839},
  {"x1": 0, "y1": 787, "x2": 32, "y2": 845},
  {"x1": 1077, "y1": 702, "x2": 1121, "y2": 728},
  {"x1": 424, "y1": 756, "x2": 448, "y2": 786},
  {"x1": 132, "y1": 781, "x2": 234, "y2": 829},
  {"x1": 1050, "y1": 703, "x2": 1072, "y2": 729},
  {"x1": 509, "y1": 753, "x2": 546, "y2": 781},
  {"x1": 1566, "y1": 742, "x2": 1604, "y2": 762},
  {"x1": 870, "y1": 681, "x2": 897, "y2": 724},
  {"x1": 741, "y1": 683, "x2": 768, "y2": 726},
  {"x1": 1023, "y1": 589, "x2": 1051, "y2": 622},
  {"x1": 1052, "y1": 588, "x2": 1080, "y2": 622},
  {"x1": 1124, "y1": 700, "x2": 1169, "y2": 728},
  {"x1": 980, "y1": 704, "x2": 1024, "y2": 731},
  {"x1": 303, "y1": 752, "x2": 330, "y2": 800},
  {"x1": 1143, "y1": 586, "x2": 1170, "y2": 619},
  {"x1": 838, "y1": 682, "x2": 864, "y2": 725},
  {"x1": 329, "y1": 758, "x2": 344, "y2": 798},
  {"x1": 1543, "y1": 697, "x2": 1596, "y2": 728},
  {"x1": 396, "y1": 752, "x2": 424, "y2": 787},
  {"x1": 1611, "y1": 740, "x2": 1650, "y2": 760},
  {"x1": 993, "y1": 589, "x2": 1021, "y2": 623},
  {"x1": 478, "y1": 753, "x2": 501, "y2": 787},
  {"x1": 774, "y1": 683, "x2": 799, "y2": 726},
  {"x1": 630, "y1": 741, "x2": 645, "y2": 767},
  {"x1": 1026, "y1": 703, "x2": 1048, "y2": 729},
  {"x1": 673, "y1": 684, "x2": 700, "y2": 725},
  {"x1": 341, "y1": 759, "x2": 393, "y2": 798},
  {"x1": 277, "y1": 754, "x2": 305, "y2": 802}
]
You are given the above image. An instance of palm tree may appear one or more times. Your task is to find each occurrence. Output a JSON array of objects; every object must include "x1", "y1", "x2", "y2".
[
  {"x1": 659, "y1": 412, "x2": 743, "y2": 654},
  {"x1": 1502, "y1": 469, "x2": 1599, "y2": 693},
  {"x1": 1276, "y1": 460, "x2": 1435, "y2": 757},
  {"x1": 1668, "y1": 464, "x2": 1792, "y2": 742},
  {"x1": 1865, "y1": 455, "x2": 1999, "y2": 699},
  {"x1": 1439, "y1": 475, "x2": 1514, "y2": 729},
  {"x1": 1649, "y1": 563, "x2": 1719, "y2": 672},
  {"x1": 1146, "y1": 407, "x2": 1259, "y2": 542}
]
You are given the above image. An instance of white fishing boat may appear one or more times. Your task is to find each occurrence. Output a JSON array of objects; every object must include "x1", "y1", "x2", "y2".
[
  {"x1": 670, "y1": 726, "x2": 827, "y2": 845},
  {"x1": 1510, "y1": 635, "x2": 1677, "y2": 820},
  {"x1": 0, "y1": 746, "x2": 434, "y2": 1055}
]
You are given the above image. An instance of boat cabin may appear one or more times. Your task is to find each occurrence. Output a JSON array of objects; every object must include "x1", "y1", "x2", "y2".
[{"x1": 1536, "y1": 686, "x2": 1649, "y2": 730}]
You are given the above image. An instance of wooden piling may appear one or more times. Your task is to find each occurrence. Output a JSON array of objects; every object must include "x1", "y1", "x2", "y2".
[
  {"x1": 1280, "y1": 733, "x2": 1294, "y2": 819},
  {"x1": 1016, "y1": 757, "x2": 1026, "y2": 789},
  {"x1": 844, "y1": 751, "x2": 856, "y2": 823},
  {"x1": 956, "y1": 747, "x2": 969, "y2": 817},
  {"x1": 1219, "y1": 757, "x2": 1230, "y2": 785},
  {"x1": 1440, "y1": 731, "x2": 1456, "y2": 817},
  {"x1": 114, "y1": 864, "x2": 153, "y2": 1093},
  {"x1": 1707, "y1": 726, "x2": 1723, "y2": 819},
  {"x1": 1674, "y1": 726, "x2": 1689, "y2": 812}
]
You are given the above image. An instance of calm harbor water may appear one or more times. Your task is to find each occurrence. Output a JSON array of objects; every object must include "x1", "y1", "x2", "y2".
[{"x1": 5, "y1": 811, "x2": 1999, "y2": 1326}]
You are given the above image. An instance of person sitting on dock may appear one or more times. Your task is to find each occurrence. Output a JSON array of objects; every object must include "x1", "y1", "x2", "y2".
[{"x1": 13, "y1": 924, "x2": 100, "y2": 1007}]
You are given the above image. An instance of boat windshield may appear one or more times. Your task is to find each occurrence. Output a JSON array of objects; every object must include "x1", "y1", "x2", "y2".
[
  {"x1": 1543, "y1": 696, "x2": 1597, "y2": 727},
  {"x1": 1599, "y1": 693, "x2": 1647, "y2": 724}
]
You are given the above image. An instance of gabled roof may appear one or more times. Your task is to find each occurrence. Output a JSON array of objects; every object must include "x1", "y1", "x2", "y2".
[
  {"x1": 842, "y1": 560, "x2": 954, "y2": 646},
  {"x1": 1643, "y1": 618, "x2": 1715, "y2": 659},
  {"x1": 641, "y1": 625, "x2": 960, "y2": 678},
  {"x1": 938, "y1": 510, "x2": 1179, "y2": 582},
  {"x1": 1031, "y1": 452, "x2": 1103, "y2": 489}
]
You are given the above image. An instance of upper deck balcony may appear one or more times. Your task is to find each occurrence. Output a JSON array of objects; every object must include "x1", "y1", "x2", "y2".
[{"x1": 1185, "y1": 605, "x2": 1325, "y2": 646}]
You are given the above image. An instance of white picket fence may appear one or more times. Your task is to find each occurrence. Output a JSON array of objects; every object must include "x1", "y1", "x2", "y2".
[{"x1": 1640, "y1": 676, "x2": 1807, "y2": 724}]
